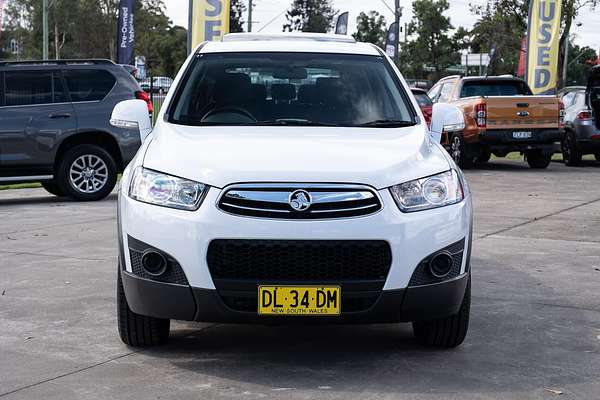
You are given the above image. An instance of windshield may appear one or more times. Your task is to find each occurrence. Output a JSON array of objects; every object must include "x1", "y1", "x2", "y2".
[
  {"x1": 168, "y1": 52, "x2": 416, "y2": 127},
  {"x1": 460, "y1": 80, "x2": 532, "y2": 97}
]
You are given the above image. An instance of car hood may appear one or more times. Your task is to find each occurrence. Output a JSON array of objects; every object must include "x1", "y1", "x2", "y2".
[{"x1": 143, "y1": 123, "x2": 450, "y2": 189}]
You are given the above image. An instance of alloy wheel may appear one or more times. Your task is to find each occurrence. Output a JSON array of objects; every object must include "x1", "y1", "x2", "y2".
[{"x1": 69, "y1": 154, "x2": 109, "y2": 194}]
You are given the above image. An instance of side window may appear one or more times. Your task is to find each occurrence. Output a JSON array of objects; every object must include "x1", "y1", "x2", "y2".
[
  {"x1": 4, "y1": 71, "x2": 54, "y2": 106},
  {"x1": 438, "y1": 82, "x2": 454, "y2": 103},
  {"x1": 63, "y1": 70, "x2": 116, "y2": 102},
  {"x1": 428, "y1": 85, "x2": 442, "y2": 103}
]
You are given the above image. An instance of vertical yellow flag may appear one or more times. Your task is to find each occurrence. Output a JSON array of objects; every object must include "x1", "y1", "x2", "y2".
[
  {"x1": 525, "y1": 0, "x2": 562, "y2": 95},
  {"x1": 189, "y1": 0, "x2": 230, "y2": 50}
]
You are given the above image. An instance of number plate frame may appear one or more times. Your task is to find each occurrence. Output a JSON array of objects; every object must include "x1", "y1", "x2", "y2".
[
  {"x1": 258, "y1": 285, "x2": 341, "y2": 316},
  {"x1": 513, "y1": 131, "x2": 533, "y2": 139}
]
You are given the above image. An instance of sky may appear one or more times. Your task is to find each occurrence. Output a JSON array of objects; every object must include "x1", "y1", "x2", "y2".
[{"x1": 164, "y1": 0, "x2": 600, "y2": 52}]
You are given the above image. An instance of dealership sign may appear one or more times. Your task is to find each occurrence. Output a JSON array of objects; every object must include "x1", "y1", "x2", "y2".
[
  {"x1": 525, "y1": 0, "x2": 562, "y2": 95},
  {"x1": 189, "y1": 0, "x2": 230, "y2": 51},
  {"x1": 117, "y1": 0, "x2": 135, "y2": 65}
]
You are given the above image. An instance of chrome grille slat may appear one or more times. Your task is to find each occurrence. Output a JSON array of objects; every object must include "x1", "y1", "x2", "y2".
[{"x1": 218, "y1": 183, "x2": 382, "y2": 220}]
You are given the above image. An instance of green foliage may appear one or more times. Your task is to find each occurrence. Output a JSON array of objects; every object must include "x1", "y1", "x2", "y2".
[
  {"x1": 1, "y1": 0, "x2": 187, "y2": 77},
  {"x1": 283, "y1": 0, "x2": 337, "y2": 33},
  {"x1": 565, "y1": 43, "x2": 597, "y2": 85},
  {"x1": 469, "y1": 0, "x2": 527, "y2": 75},
  {"x1": 401, "y1": 0, "x2": 459, "y2": 80},
  {"x1": 352, "y1": 11, "x2": 387, "y2": 48}
]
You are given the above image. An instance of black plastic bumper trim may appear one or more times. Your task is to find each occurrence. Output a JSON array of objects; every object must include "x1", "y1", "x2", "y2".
[
  {"x1": 120, "y1": 270, "x2": 470, "y2": 324},
  {"x1": 121, "y1": 270, "x2": 197, "y2": 321}
]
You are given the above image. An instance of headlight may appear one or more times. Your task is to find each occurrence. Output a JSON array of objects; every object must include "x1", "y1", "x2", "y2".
[
  {"x1": 129, "y1": 167, "x2": 209, "y2": 211},
  {"x1": 389, "y1": 170, "x2": 464, "y2": 212}
]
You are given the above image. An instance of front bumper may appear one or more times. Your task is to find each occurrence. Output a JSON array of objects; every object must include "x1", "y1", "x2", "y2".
[
  {"x1": 118, "y1": 180, "x2": 473, "y2": 323},
  {"x1": 120, "y1": 269, "x2": 470, "y2": 323}
]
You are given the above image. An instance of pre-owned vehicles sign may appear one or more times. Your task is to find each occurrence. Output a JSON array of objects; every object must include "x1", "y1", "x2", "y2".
[{"x1": 526, "y1": 0, "x2": 562, "y2": 95}]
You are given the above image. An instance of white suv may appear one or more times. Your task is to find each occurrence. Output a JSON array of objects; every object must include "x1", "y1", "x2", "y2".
[{"x1": 112, "y1": 33, "x2": 473, "y2": 348}]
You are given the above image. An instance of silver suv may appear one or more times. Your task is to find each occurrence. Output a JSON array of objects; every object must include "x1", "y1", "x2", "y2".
[{"x1": 0, "y1": 59, "x2": 150, "y2": 200}]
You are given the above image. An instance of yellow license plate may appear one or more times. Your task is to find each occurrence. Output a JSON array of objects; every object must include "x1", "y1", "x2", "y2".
[{"x1": 258, "y1": 286, "x2": 341, "y2": 316}]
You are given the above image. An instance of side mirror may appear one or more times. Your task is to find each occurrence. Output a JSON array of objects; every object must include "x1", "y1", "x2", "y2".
[
  {"x1": 110, "y1": 100, "x2": 152, "y2": 142},
  {"x1": 429, "y1": 103, "x2": 465, "y2": 143}
]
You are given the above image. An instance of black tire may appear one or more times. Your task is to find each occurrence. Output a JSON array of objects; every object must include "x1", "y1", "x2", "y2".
[
  {"x1": 56, "y1": 144, "x2": 118, "y2": 201},
  {"x1": 525, "y1": 149, "x2": 552, "y2": 169},
  {"x1": 476, "y1": 149, "x2": 491, "y2": 164},
  {"x1": 449, "y1": 133, "x2": 475, "y2": 169},
  {"x1": 561, "y1": 131, "x2": 582, "y2": 166},
  {"x1": 117, "y1": 269, "x2": 170, "y2": 346},
  {"x1": 41, "y1": 180, "x2": 65, "y2": 197},
  {"x1": 412, "y1": 277, "x2": 471, "y2": 348},
  {"x1": 595, "y1": 153, "x2": 600, "y2": 162}
]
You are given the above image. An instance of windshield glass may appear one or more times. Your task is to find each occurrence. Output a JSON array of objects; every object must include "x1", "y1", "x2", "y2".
[
  {"x1": 169, "y1": 52, "x2": 415, "y2": 127},
  {"x1": 460, "y1": 80, "x2": 532, "y2": 97}
]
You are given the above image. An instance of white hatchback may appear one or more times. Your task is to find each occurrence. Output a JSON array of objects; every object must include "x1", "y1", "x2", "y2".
[{"x1": 112, "y1": 33, "x2": 472, "y2": 348}]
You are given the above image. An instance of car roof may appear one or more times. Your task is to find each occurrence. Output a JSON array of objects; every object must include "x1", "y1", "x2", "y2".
[{"x1": 198, "y1": 33, "x2": 381, "y2": 56}]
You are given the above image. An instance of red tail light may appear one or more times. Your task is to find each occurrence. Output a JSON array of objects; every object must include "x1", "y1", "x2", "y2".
[
  {"x1": 576, "y1": 110, "x2": 592, "y2": 121},
  {"x1": 135, "y1": 91, "x2": 153, "y2": 114},
  {"x1": 475, "y1": 103, "x2": 486, "y2": 128},
  {"x1": 559, "y1": 100, "x2": 565, "y2": 127}
]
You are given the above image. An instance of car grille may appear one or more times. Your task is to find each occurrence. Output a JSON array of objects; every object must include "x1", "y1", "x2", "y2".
[
  {"x1": 217, "y1": 184, "x2": 382, "y2": 219},
  {"x1": 207, "y1": 239, "x2": 392, "y2": 281}
]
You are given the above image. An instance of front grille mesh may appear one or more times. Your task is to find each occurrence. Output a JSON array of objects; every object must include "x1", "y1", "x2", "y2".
[
  {"x1": 207, "y1": 239, "x2": 392, "y2": 281},
  {"x1": 218, "y1": 185, "x2": 382, "y2": 219}
]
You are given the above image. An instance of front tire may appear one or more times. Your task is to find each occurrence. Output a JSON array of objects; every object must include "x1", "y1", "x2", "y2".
[
  {"x1": 412, "y1": 276, "x2": 471, "y2": 348},
  {"x1": 117, "y1": 269, "x2": 170, "y2": 346},
  {"x1": 56, "y1": 144, "x2": 118, "y2": 201},
  {"x1": 525, "y1": 149, "x2": 552, "y2": 169},
  {"x1": 449, "y1": 133, "x2": 475, "y2": 169},
  {"x1": 561, "y1": 131, "x2": 582, "y2": 166}
]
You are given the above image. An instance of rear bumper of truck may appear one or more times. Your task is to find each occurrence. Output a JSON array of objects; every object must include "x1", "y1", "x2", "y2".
[{"x1": 478, "y1": 129, "x2": 562, "y2": 153}]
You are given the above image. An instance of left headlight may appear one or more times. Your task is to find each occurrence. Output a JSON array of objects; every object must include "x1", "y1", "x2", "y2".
[
  {"x1": 129, "y1": 167, "x2": 209, "y2": 211},
  {"x1": 389, "y1": 170, "x2": 464, "y2": 213}
]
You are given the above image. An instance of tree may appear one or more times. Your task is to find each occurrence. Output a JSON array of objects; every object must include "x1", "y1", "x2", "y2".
[
  {"x1": 283, "y1": 0, "x2": 337, "y2": 33},
  {"x1": 230, "y1": 0, "x2": 246, "y2": 33},
  {"x1": 469, "y1": 0, "x2": 527, "y2": 75},
  {"x1": 402, "y1": 0, "x2": 459, "y2": 80},
  {"x1": 558, "y1": 0, "x2": 598, "y2": 86},
  {"x1": 565, "y1": 42, "x2": 597, "y2": 85},
  {"x1": 352, "y1": 11, "x2": 387, "y2": 48}
]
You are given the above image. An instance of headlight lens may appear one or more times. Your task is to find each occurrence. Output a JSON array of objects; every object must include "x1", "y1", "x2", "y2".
[
  {"x1": 129, "y1": 167, "x2": 209, "y2": 211},
  {"x1": 390, "y1": 170, "x2": 464, "y2": 212}
]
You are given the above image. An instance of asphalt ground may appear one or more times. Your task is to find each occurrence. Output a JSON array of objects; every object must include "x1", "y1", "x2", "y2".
[{"x1": 1, "y1": 159, "x2": 600, "y2": 400}]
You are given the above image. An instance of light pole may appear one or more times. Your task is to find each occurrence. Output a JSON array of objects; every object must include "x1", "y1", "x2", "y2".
[{"x1": 42, "y1": 0, "x2": 48, "y2": 59}]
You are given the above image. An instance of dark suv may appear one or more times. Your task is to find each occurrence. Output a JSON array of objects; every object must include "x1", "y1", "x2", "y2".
[{"x1": 0, "y1": 59, "x2": 151, "y2": 200}]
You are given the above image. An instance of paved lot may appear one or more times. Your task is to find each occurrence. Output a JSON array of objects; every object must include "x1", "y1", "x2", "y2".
[{"x1": 1, "y1": 159, "x2": 600, "y2": 400}]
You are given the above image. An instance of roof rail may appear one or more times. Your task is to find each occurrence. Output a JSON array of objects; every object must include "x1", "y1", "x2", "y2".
[
  {"x1": 438, "y1": 74, "x2": 462, "y2": 81},
  {"x1": 222, "y1": 32, "x2": 356, "y2": 44},
  {"x1": 0, "y1": 59, "x2": 115, "y2": 67}
]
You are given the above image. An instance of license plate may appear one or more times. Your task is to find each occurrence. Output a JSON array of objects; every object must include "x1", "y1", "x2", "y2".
[
  {"x1": 513, "y1": 131, "x2": 532, "y2": 139},
  {"x1": 258, "y1": 286, "x2": 341, "y2": 316}
]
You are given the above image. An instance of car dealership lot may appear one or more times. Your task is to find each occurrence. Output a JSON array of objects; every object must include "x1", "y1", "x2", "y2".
[{"x1": 1, "y1": 159, "x2": 600, "y2": 399}]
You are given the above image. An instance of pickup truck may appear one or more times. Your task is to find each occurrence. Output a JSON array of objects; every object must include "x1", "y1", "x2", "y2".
[{"x1": 428, "y1": 76, "x2": 564, "y2": 169}]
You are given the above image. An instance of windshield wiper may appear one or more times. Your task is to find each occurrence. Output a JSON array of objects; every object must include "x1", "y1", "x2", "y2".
[
  {"x1": 259, "y1": 119, "x2": 337, "y2": 127},
  {"x1": 357, "y1": 119, "x2": 417, "y2": 128}
]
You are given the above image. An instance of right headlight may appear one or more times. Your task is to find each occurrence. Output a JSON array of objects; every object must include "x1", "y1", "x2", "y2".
[
  {"x1": 129, "y1": 167, "x2": 209, "y2": 211},
  {"x1": 389, "y1": 170, "x2": 464, "y2": 213}
]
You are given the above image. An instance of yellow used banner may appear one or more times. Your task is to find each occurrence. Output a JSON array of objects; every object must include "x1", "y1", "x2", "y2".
[
  {"x1": 525, "y1": 0, "x2": 563, "y2": 95},
  {"x1": 190, "y1": 0, "x2": 230, "y2": 50}
]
